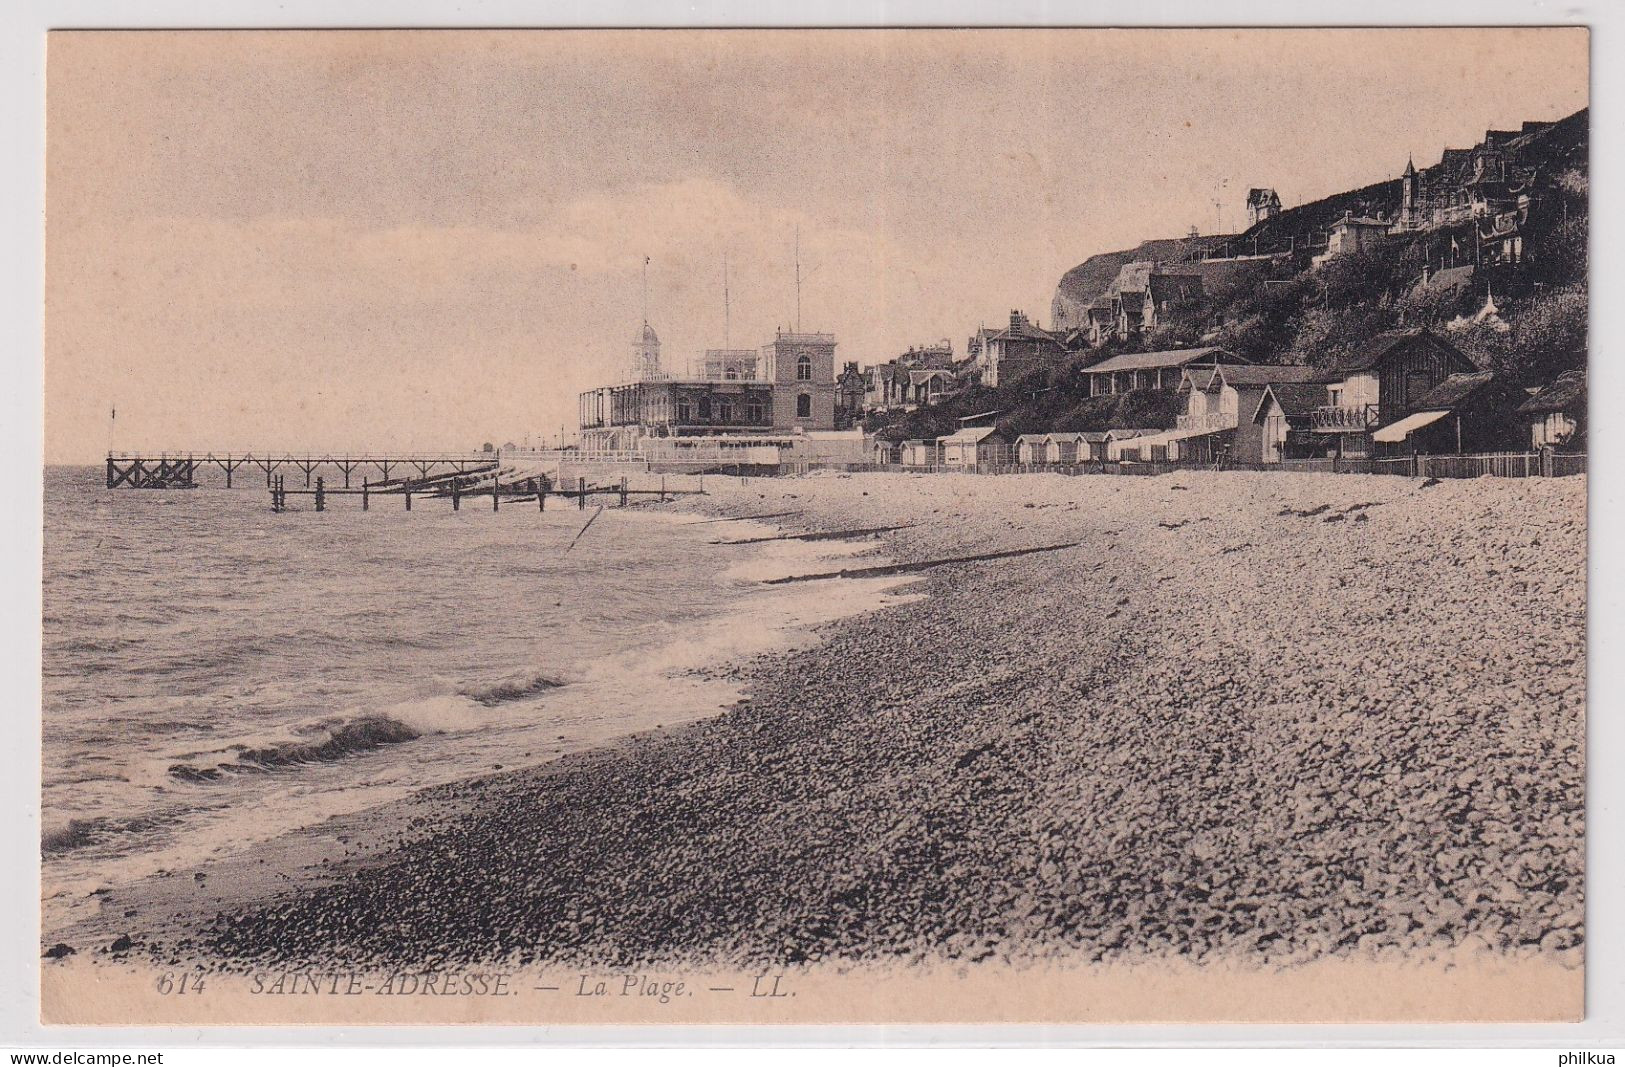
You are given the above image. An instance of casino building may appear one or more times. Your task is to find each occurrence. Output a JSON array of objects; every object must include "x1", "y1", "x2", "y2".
[{"x1": 579, "y1": 324, "x2": 838, "y2": 451}]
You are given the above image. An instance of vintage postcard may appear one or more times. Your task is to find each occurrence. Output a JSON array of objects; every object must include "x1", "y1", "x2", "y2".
[{"x1": 41, "y1": 27, "x2": 1588, "y2": 1026}]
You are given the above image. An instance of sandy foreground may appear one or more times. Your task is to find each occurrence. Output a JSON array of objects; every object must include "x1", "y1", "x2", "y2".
[{"x1": 42, "y1": 470, "x2": 1586, "y2": 1024}]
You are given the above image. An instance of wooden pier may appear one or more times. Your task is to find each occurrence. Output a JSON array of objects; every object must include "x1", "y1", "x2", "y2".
[
  {"x1": 268, "y1": 471, "x2": 703, "y2": 513},
  {"x1": 106, "y1": 451, "x2": 497, "y2": 490}
]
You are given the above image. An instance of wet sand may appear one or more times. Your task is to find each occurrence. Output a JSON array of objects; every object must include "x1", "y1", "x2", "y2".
[{"x1": 46, "y1": 471, "x2": 1585, "y2": 983}]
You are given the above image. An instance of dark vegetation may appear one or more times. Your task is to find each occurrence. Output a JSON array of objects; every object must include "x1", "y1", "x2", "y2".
[{"x1": 882, "y1": 110, "x2": 1587, "y2": 439}]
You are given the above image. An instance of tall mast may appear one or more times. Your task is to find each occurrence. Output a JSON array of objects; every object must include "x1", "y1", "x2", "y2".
[
  {"x1": 641, "y1": 255, "x2": 650, "y2": 327},
  {"x1": 723, "y1": 252, "x2": 731, "y2": 349},
  {"x1": 794, "y1": 225, "x2": 801, "y2": 333}
]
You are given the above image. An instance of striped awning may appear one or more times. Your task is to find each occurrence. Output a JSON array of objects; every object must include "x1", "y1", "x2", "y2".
[{"x1": 1372, "y1": 409, "x2": 1450, "y2": 443}]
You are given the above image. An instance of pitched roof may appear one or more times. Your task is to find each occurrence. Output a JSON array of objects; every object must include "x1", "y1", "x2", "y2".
[
  {"x1": 991, "y1": 324, "x2": 1065, "y2": 346},
  {"x1": 1015, "y1": 434, "x2": 1051, "y2": 445},
  {"x1": 1182, "y1": 367, "x2": 1217, "y2": 391},
  {"x1": 1147, "y1": 273, "x2": 1203, "y2": 303},
  {"x1": 1332, "y1": 328, "x2": 1474, "y2": 375},
  {"x1": 1214, "y1": 363, "x2": 1334, "y2": 387},
  {"x1": 1517, "y1": 369, "x2": 1586, "y2": 415},
  {"x1": 1253, "y1": 382, "x2": 1328, "y2": 421},
  {"x1": 1084, "y1": 346, "x2": 1232, "y2": 375},
  {"x1": 1411, "y1": 264, "x2": 1477, "y2": 297},
  {"x1": 942, "y1": 426, "x2": 1001, "y2": 444},
  {"x1": 1043, "y1": 432, "x2": 1089, "y2": 443},
  {"x1": 1416, "y1": 371, "x2": 1497, "y2": 410}
]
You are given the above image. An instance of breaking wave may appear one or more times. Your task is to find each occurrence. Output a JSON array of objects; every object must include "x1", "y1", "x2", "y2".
[
  {"x1": 167, "y1": 714, "x2": 422, "y2": 782},
  {"x1": 457, "y1": 671, "x2": 567, "y2": 707},
  {"x1": 41, "y1": 813, "x2": 176, "y2": 857}
]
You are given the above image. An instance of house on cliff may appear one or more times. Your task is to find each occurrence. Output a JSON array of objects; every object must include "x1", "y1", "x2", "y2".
[
  {"x1": 1247, "y1": 188, "x2": 1282, "y2": 226},
  {"x1": 1050, "y1": 233, "x2": 1237, "y2": 333},
  {"x1": 973, "y1": 311, "x2": 1067, "y2": 387}
]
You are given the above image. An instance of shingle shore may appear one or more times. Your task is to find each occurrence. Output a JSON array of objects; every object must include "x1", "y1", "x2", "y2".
[{"x1": 104, "y1": 472, "x2": 1592, "y2": 970}]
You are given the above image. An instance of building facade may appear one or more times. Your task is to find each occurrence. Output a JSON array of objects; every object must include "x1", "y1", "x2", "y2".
[
  {"x1": 1307, "y1": 328, "x2": 1480, "y2": 456},
  {"x1": 580, "y1": 326, "x2": 839, "y2": 449},
  {"x1": 1246, "y1": 188, "x2": 1282, "y2": 227},
  {"x1": 974, "y1": 311, "x2": 1067, "y2": 387}
]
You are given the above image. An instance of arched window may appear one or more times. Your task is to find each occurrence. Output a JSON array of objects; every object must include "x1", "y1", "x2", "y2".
[
  {"x1": 796, "y1": 393, "x2": 811, "y2": 418},
  {"x1": 796, "y1": 354, "x2": 812, "y2": 381}
]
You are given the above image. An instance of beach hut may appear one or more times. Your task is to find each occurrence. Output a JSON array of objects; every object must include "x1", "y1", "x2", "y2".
[
  {"x1": 1103, "y1": 428, "x2": 1162, "y2": 461},
  {"x1": 1042, "y1": 432, "x2": 1088, "y2": 464},
  {"x1": 940, "y1": 426, "x2": 1014, "y2": 468},
  {"x1": 1248, "y1": 383, "x2": 1326, "y2": 463},
  {"x1": 1079, "y1": 431, "x2": 1112, "y2": 462},
  {"x1": 869, "y1": 437, "x2": 903, "y2": 466},
  {"x1": 900, "y1": 439, "x2": 938, "y2": 468},
  {"x1": 1015, "y1": 434, "x2": 1050, "y2": 465}
]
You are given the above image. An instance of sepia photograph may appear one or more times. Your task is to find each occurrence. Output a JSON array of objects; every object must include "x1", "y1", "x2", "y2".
[{"x1": 37, "y1": 25, "x2": 1590, "y2": 1028}]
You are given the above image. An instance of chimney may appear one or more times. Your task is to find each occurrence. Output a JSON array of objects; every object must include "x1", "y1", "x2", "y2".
[{"x1": 1010, "y1": 309, "x2": 1027, "y2": 330}]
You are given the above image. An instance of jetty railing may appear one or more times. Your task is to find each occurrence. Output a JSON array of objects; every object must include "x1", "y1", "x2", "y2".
[
  {"x1": 107, "y1": 451, "x2": 496, "y2": 489},
  {"x1": 267, "y1": 470, "x2": 710, "y2": 513}
]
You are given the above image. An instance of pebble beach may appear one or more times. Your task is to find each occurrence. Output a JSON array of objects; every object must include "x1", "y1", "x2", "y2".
[{"x1": 50, "y1": 470, "x2": 1586, "y2": 976}]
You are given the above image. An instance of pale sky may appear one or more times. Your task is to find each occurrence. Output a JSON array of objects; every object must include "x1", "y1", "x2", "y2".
[{"x1": 45, "y1": 28, "x2": 1588, "y2": 462}]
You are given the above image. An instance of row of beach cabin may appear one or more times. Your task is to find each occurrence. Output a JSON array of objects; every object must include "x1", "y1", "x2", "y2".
[
  {"x1": 867, "y1": 329, "x2": 1585, "y2": 469},
  {"x1": 871, "y1": 427, "x2": 1163, "y2": 468}
]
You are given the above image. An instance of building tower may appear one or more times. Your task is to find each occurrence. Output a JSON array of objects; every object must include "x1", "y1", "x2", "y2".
[
  {"x1": 629, "y1": 323, "x2": 663, "y2": 382},
  {"x1": 1400, "y1": 157, "x2": 1421, "y2": 229},
  {"x1": 762, "y1": 327, "x2": 838, "y2": 431},
  {"x1": 1246, "y1": 188, "x2": 1282, "y2": 227}
]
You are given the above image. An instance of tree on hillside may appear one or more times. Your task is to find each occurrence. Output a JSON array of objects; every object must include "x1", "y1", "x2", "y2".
[{"x1": 1452, "y1": 284, "x2": 1587, "y2": 385}]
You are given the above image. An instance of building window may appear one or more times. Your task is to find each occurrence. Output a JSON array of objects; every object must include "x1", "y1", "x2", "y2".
[
  {"x1": 698, "y1": 395, "x2": 712, "y2": 420},
  {"x1": 746, "y1": 399, "x2": 765, "y2": 423},
  {"x1": 676, "y1": 398, "x2": 691, "y2": 422},
  {"x1": 725, "y1": 368, "x2": 738, "y2": 380},
  {"x1": 717, "y1": 400, "x2": 733, "y2": 423},
  {"x1": 796, "y1": 393, "x2": 811, "y2": 418},
  {"x1": 796, "y1": 354, "x2": 812, "y2": 381}
]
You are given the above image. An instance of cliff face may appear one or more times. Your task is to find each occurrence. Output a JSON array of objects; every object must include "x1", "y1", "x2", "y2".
[{"x1": 1051, "y1": 234, "x2": 1235, "y2": 332}]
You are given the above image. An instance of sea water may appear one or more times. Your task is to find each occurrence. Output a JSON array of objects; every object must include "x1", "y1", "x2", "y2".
[{"x1": 41, "y1": 466, "x2": 918, "y2": 933}]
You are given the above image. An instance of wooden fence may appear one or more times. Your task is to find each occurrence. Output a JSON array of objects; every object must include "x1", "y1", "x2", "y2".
[{"x1": 800, "y1": 452, "x2": 1586, "y2": 481}]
